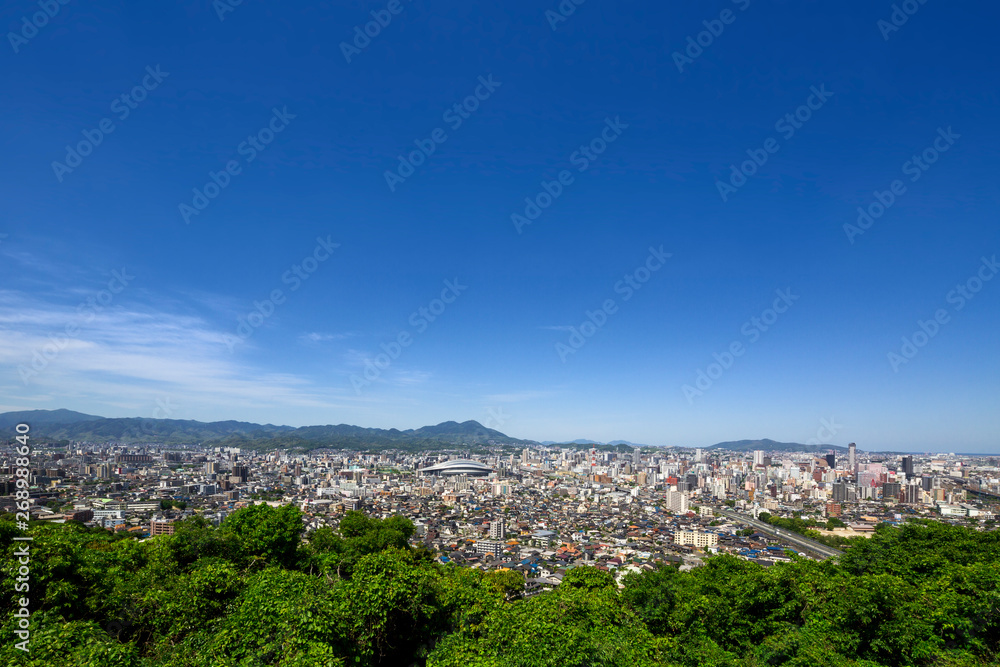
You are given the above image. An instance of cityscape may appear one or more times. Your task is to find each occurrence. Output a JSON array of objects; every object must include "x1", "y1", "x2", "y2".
[
  {"x1": 4, "y1": 414, "x2": 999, "y2": 574},
  {"x1": 4, "y1": 0, "x2": 1000, "y2": 665}
]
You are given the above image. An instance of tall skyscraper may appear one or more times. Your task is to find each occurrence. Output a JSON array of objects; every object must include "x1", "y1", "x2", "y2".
[
  {"x1": 665, "y1": 490, "x2": 689, "y2": 513},
  {"x1": 848, "y1": 443, "x2": 857, "y2": 475},
  {"x1": 825, "y1": 453, "x2": 836, "y2": 469},
  {"x1": 901, "y1": 456, "x2": 914, "y2": 477},
  {"x1": 832, "y1": 482, "x2": 848, "y2": 503},
  {"x1": 695, "y1": 448, "x2": 704, "y2": 463},
  {"x1": 753, "y1": 450, "x2": 765, "y2": 467}
]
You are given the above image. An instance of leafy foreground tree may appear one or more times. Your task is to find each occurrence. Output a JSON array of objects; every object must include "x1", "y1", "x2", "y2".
[
  {"x1": 427, "y1": 566, "x2": 671, "y2": 667},
  {"x1": 1, "y1": 509, "x2": 999, "y2": 667}
]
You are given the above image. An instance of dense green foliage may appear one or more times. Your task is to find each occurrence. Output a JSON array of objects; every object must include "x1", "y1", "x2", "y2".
[
  {"x1": 2, "y1": 511, "x2": 998, "y2": 666},
  {"x1": 757, "y1": 511, "x2": 854, "y2": 549}
]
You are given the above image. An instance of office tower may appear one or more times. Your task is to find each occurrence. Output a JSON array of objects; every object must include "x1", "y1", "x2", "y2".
[
  {"x1": 882, "y1": 482, "x2": 901, "y2": 500},
  {"x1": 832, "y1": 482, "x2": 848, "y2": 502},
  {"x1": 825, "y1": 453, "x2": 835, "y2": 468},
  {"x1": 848, "y1": 443, "x2": 857, "y2": 475},
  {"x1": 753, "y1": 450, "x2": 765, "y2": 466},
  {"x1": 905, "y1": 481, "x2": 922, "y2": 504},
  {"x1": 901, "y1": 456, "x2": 914, "y2": 477},
  {"x1": 633, "y1": 448, "x2": 641, "y2": 466},
  {"x1": 232, "y1": 463, "x2": 249, "y2": 482},
  {"x1": 695, "y1": 448, "x2": 704, "y2": 463},
  {"x1": 205, "y1": 462, "x2": 217, "y2": 474},
  {"x1": 489, "y1": 519, "x2": 506, "y2": 540}
]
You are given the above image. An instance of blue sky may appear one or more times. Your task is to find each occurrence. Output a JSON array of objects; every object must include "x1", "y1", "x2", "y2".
[{"x1": 1, "y1": 0, "x2": 998, "y2": 452}]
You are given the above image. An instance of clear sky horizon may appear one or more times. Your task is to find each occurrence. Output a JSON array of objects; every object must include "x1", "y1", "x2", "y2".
[{"x1": 2, "y1": 1, "x2": 998, "y2": 452}]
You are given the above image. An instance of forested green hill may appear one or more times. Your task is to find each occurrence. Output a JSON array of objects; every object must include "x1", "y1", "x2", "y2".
[{"x1": 1, "y1": 511, "x2": 998, "y2": 666}]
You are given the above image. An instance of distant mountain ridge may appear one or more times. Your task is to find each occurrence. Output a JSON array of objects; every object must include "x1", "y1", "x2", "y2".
[
  {"x1": 1, "y1": 410, "x2": 856, "y2": 454},
  {"x1": 0, "y1": 409, "x2": 102, "y2": 429},
  {"x1": 0, "y1": 410, "x2": 531, "y2": 451},
  {"x1": 708, "y1": 438, "x2": 850, "y2": 453}
]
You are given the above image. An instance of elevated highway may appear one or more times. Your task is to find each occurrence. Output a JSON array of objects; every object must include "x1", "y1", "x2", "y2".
[{"x1": 713, "y1": 507, "x2": 845, "y2": 560}]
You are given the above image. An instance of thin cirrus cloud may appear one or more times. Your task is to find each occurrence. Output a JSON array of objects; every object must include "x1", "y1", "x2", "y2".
[
  {"x1": 483, "y1": 390, "x2": 557, "y2": 403},
  {"x1": 300, "y1": 332, "x2": 354, "y2": 343},
  {"x1": 0, "y1": 289, "x2": 360, "y2": 419}
]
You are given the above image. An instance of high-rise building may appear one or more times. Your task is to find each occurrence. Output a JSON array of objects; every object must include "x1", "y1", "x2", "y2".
[
  {"x1": 848, "y1": 443, "x2": 857, "y2": 475},
  {"x1": 901, "y1": 456, "x2": 914, "y2": 477},
  {"x1": 825, "y1": 453, "x2": 836, "y2": 469},
  {"x1": 231, "y1": 463, "x2": 249, "y2": 483},
  {"x1": 753, "y1": 450, "x2": 765, "y2": 467},
  {"x1": 695, "y1": 448, "x2": 704, "y2": 463},
  {"x1": 832, "y1": 482, "x2": 848, "y2": 503},
  {"x1": 665, "y1": 490, "x2": 689, "y2": 513},
  {"x1": 489, "y1": 519, "x2": 507, "y2": 540}
]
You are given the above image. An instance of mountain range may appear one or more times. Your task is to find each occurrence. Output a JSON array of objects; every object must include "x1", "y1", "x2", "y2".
[
  {"x1": 708, "y1": 438, "x2": 849, "y2": 453},
  {"x1": 1, "y1": 410, "x2": 845, "y2": 453}
]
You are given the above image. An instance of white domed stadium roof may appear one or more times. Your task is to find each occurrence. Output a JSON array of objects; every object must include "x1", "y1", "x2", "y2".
[{"x1": 418, "y1": 459, "x2": 493, "y2": 476}]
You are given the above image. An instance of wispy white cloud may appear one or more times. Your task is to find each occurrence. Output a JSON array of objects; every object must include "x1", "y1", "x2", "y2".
[
  {"x1": 0, "y1": 290, "x2": 362, "y2": 418},
  {"x1": 483, "y1": 390, "x2": 557, "y2": 403},
  {"x1": 300, "y1": 331, "x2": 354, "y2": 344},
  {"x1": 392, "y1": 370, "x2": 432, "y2": 386}
]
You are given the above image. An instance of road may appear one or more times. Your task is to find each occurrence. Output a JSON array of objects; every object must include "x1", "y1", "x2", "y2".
[{"x1": 713, "y1": 507, "x2": 845, "y2": 559}]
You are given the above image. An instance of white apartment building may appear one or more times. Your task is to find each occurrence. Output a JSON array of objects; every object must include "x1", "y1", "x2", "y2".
[
  {"x1": 675, "y1": 530, "x2": 718, "y2": 548},
  {"x1": 664, "y1": 490, "x2": 689, "y2": 513}
]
